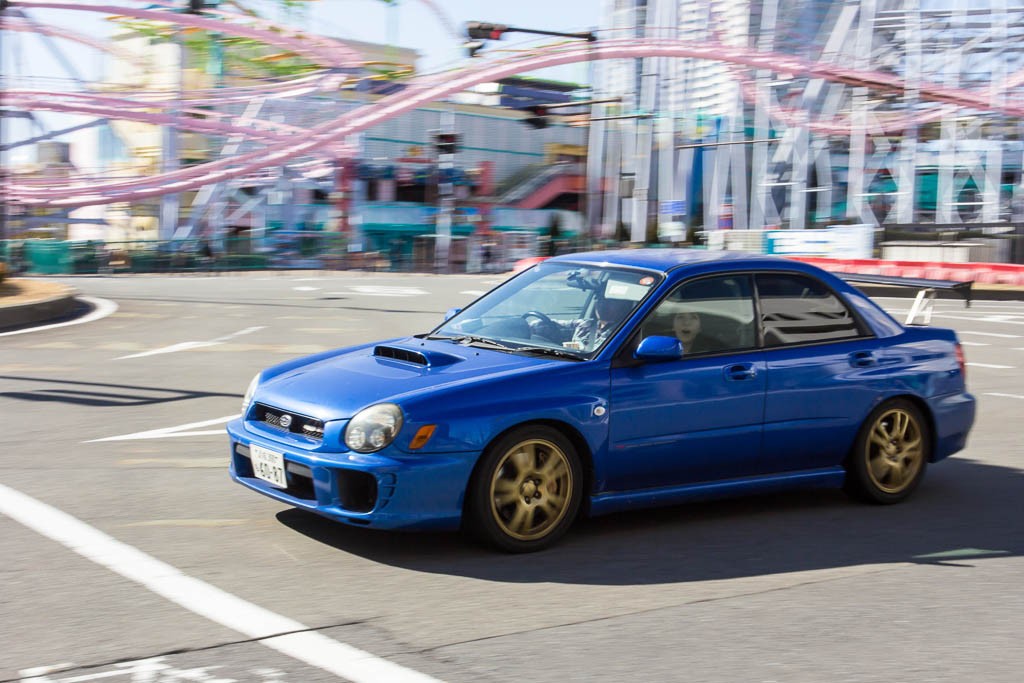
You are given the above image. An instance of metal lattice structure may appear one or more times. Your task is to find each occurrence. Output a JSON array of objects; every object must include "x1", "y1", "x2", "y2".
[{"x1": 593, "y1": 0, "x2": 1024, "y2": 241}]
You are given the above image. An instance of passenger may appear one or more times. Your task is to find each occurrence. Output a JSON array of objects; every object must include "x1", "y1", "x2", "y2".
[{"x1": 673, "y1": 309, "x2": 726, "y2": 354}]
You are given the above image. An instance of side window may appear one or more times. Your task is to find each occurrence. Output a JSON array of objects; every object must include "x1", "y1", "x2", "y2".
[
  {"x1": 756, "y1": 273, "x2": 863, "y2": 347},
  {"x1": 642, "y1": 274, "x2": 757, "y2": 356}
]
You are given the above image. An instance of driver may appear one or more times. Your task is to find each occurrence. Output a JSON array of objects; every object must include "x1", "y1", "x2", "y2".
[{"x1": 568, "y1": 296, "x2": 634, "y2": 351}]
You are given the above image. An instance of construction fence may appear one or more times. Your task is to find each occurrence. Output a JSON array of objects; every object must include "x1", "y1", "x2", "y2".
[{"x1": 0, "y1": 229, "x2": 587, "y2": 276}]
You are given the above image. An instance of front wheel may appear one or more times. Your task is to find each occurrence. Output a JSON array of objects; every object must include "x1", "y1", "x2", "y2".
[
  {"x1": 466, "y1": 426, "x2": 583, "y2": 553},
  {"x1": 845, "y1": 399, "x2": 930, "y2": 504}
]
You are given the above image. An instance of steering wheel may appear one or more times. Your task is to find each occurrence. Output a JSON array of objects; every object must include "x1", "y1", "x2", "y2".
[
  {"x1": 521, "y1": 311, "x2": 557, "y2": 326},
  {"x1": 521, "y1": 311, "x2": 566, "y2": 342}
]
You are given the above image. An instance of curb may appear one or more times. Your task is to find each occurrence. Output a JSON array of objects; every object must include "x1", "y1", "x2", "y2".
[{"x1": 0, "y1": 283, "x2": 79, "y2": 331}]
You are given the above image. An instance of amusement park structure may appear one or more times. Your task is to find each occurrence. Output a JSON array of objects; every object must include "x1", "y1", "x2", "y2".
[
  {"x1": 2, "y1": 0, "x2": 1024, "y2": 257},
  {"x1": 593, "y1": 0, "x2": 1024, "y2": 243}
]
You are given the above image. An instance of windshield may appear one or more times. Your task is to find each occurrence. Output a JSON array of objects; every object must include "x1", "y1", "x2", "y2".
[{"x1": 431, "y1": 262, "x2": 662, "y2": 359}]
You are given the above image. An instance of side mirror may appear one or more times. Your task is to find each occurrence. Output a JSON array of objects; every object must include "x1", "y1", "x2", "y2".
[
  {"x1": 444, "y1": 307, "x2": 462, "y2": 322},
  {"x1": 634, "y1": 335, "x2": 683, "y2": 362}
]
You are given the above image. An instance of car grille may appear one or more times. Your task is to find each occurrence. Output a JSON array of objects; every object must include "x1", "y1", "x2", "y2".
[{"x1": 252, "y1": 403, "x2": 324, "y2": 441}]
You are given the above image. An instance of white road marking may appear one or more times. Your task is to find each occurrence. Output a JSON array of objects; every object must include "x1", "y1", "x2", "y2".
[
  {"x1": 293, "y1": 286, "x2": 320, "y2": 291},
  {"x1": 460, "y1": 290, "x2": 486, "y2": 296},
  {"x1": 959, "y1": 341, "x2": 989, "y2": 347},
  {"x1": 346, "y1": 285, "x2": 426, "y2": 297},
  {"x1": 986, "y1": 392, "x2": 1024, "y2": 400},
  {"x1": 958, "y1": 330, "x2": 1021, "y2": 338},
  {"x1": 933, "y1": 313, "x2": 1024, "y2": 326},
  {"x1": 119, "y1": 458, "x2": 225, "y2": 467},
  {"x1": 115, "y1": 326, "x2": 265, "y2": 360},
  {"x1": 0, "y1": 296, "x2": 118, "y2": 337},
  {"x1": 0, "y1": 483, "x2": 443, "y2": 683},
  {"x1": 86, "y1": 415, "x2": 239, "y2": 443},
  {"x1": 966, "y1": 362, "x2": 1014, "y2": 369},
  {"x1": 22, "y1": 656, "x2": 286, "y2": 681}
]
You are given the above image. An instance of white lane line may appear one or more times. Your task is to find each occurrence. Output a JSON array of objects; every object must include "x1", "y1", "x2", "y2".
[
  {"x1": 934, "y1": 313, "x2": 1024, "y2": 326},
  {"x1": 460, "y1": 290, "x2": 486, "y2": 297},
  {"x1": 86, "y1": 415, "x2": 239, "y2": 443},
  {"x1": 115, "y1": 326, "x2": 265, "y2": 360},
  {"x1": 959, "y1": 331, "x2": 1021, "y2": 338},
  {"x1": 959, "y1": 341, "x2": 989, "y2": 347},
  {"x1": 0, "y1": 483, "x2": 443, "y2": 683},
  {"x1": 966, "y1": 362, "x2": 1014, "y2": 369},
  {"x1": 293, "y1": 286, "x2": 320, "y2": 292},
  {"x1": 346, "y1": 286, "x2": 426, "y2": 297},
  {"x1": 0, "y1": 296, "x2": 118, "y2": 337},
  {"x1": 986, "y1": 392, "x2": 1024, "y2": 400}
]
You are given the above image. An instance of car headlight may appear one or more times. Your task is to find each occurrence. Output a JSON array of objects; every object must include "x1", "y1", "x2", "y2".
[
  {"x1": 345, "y1": 403, "x2": 403, "y2": 453},
  {"x1": 242, "y1": 373, "x2": 260, "y2": 414}
]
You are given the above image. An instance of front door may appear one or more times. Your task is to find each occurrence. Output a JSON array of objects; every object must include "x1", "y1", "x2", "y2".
[{"x1": 604, "y1": 273, "x2": 766, "y2": 492}]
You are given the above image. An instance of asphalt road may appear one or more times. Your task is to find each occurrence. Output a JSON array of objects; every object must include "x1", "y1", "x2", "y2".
[{"x1": 1, "y1": 272, "x2": 1022, "y2": 683}]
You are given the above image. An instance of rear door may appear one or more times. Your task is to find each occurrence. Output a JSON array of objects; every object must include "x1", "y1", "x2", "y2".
[{"x1": 756, "y1": 272, "x2": 881, "y2": 473}]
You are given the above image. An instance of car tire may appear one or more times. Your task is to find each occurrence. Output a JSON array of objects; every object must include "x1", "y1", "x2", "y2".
[
  {"x1": 845, "y1": 398, "x2": 930, "y2": 504},
  {"x1": 466, "y1": 425, "x2": 583, "y2": 553}
]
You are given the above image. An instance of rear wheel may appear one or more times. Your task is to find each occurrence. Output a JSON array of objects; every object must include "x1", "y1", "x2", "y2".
[
  {"x1": 846, "y1": 399, "x2": 930, "y2": 504},
  {"x1": 466, "y1": 426, "x2": 582, "y2": 553}
]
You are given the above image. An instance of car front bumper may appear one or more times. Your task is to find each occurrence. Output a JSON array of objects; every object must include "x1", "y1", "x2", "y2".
[{"x1": 226, "y1": 419, "x2": 479, "y2": 531}]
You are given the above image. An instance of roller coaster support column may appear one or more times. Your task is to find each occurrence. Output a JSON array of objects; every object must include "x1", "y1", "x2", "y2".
[
  {"x1": 160, "y1": 26, "x2": 186, "y2": 240},
  {"x1": 333, "y1": 159, "x2": 353, "y2": 247}
]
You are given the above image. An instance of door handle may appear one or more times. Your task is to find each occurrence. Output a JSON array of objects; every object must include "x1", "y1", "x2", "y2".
[
  {"x1": 849, "y1": 351, "x2": 876, "y2": 368},
  {"x1": 724, "y1": 363, "x2": 757, "y2": 381}
]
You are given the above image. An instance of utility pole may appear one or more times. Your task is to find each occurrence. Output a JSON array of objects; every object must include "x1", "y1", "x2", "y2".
[{"x1": 0, "y1": 0, "x2": 8, "y2": 252}]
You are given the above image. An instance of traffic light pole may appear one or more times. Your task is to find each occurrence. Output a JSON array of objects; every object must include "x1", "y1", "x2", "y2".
[
  {"x1": 464, "y1": 22, "x2": 596, "y2": 57},
  {"x1": 433, "y1": 122, "x2": 457, "y2": 273},
  {"x1": 435, "y1": 153, "x2": 454, "y2": 273}
]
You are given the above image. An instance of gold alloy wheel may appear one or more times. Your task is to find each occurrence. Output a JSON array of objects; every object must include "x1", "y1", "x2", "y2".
[
  {"x1": 865, "y1": 407, "x2": 925, "y2": 494},
  {"x1": 489, "y1": 438, "x2": 574, "y2": 541}
]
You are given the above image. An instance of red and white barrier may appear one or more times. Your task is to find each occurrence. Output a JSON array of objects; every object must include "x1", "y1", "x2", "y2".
[{"x1": 788, "y1": 256, "x2": 1024, "y2": 286}]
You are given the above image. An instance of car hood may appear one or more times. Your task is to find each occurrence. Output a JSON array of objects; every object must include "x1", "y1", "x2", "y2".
[{"x1": 253, "y1": 337, "x2": 558, "y2": 421}]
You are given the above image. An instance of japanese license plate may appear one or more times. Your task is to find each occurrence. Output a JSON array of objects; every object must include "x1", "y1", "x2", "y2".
[{"x1": 251, "y1": 445, "x2": 287, "y2": 488}]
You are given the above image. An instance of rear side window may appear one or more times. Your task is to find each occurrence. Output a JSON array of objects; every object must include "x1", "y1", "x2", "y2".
[{"x1": 756, "y1": 273, "x2": 863, "y2": 347}]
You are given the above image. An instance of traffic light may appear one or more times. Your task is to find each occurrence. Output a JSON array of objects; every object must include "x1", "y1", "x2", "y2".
[
  {"x1": 433, "y1": 132, "x2": 460, "y2": 155},
  {"x1": 465, "y1": 22, "x2": 508, "y2": 40},
  {"x1": 521, "y1": 105, "x2": 549, "y2": 129},
  {"x1": 186, "y1": 0, "x2": 217, "y2": 13}
]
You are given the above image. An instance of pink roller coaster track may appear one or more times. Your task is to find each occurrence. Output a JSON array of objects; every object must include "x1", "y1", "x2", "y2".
[{"x1": 4, "y1": 2, "x2": 1024, "y2": 208}]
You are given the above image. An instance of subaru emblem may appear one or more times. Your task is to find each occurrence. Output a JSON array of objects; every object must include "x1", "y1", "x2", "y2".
[{"x1": 279, "y1": 414, "x2": 293, "y2": 429}]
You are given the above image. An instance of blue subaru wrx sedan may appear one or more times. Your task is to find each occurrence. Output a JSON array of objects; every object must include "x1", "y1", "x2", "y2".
[{"x1": 227, "y1": 250, "x2": 975, "y2": 552}]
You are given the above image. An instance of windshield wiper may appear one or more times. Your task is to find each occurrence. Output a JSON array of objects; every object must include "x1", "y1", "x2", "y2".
[
  {"x1": 426, "y1": 334, "x2": 517, "y2": 351},
  {"x1": 512, "y1": 346, "x2": 584, "y2": 361}
]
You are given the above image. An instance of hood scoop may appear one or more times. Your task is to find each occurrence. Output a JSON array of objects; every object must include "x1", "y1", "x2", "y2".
[{"x1": 373, "y1": 344, "x2": 464, "y2": 368}]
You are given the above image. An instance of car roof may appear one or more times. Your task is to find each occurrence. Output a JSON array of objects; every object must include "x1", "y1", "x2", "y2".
[{"x1": 548, "y1": 249, "x2": 797, "y2": 274}]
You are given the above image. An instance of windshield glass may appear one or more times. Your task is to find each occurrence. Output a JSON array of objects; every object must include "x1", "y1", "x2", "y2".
[{"x1": 432, "y1": 261, "x2": 662, "y2": 359}]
